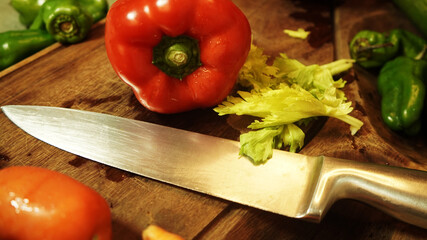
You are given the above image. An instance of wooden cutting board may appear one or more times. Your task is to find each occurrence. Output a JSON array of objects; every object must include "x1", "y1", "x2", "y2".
[
  {"x1": 331, "y1": 0, "x2": 427, "y2": 170},
  {"x1": 0, "y1": 0, "x2": 426, "y2": 239}
]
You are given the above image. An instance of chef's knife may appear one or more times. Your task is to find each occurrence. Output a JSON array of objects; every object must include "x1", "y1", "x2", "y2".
[{"x1": 2, "y1": 105, "x2": 427, "y2": 229}]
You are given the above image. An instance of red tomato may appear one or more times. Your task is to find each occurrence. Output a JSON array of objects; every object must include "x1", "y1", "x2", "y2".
[{"x1": 0, "y1": 166, "x2": 112, "y2": 240}]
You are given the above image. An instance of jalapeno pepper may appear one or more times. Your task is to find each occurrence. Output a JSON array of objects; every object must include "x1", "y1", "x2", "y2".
[
  {"x1": 0, "y1": 29, "x2": 55, "y2": 71},
  {"x1": 377, "y1": 54, "x2": 427, "y2": 135},
  {"x1": 350, "y1": 29, "x2": 426, "y2": 68},
  {"x1": 105, "y1": 0, "x2": 251, "y2": 114}
]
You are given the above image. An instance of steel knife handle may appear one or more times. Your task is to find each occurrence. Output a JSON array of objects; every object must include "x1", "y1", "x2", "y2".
[{"x1": 305, "y1": 156, "x2": 427, "y2": 229}]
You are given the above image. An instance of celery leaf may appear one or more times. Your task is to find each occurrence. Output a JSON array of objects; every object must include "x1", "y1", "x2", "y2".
[{"x1": 214, "y1": 44, "x2": 363, "y2": 164}]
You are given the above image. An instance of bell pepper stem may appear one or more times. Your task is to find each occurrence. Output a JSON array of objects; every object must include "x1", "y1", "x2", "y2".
[
  {"x1": 51, "y1": 15, "x2": 79, "y2": 39},
  {"x1": 356, "y1": 42, "x2": 395, "y2": 54},
  {"x1": 152, "y1": 35, "x2": 202, "y2": 80},
  {"x1": 166, "y1": 46, "x2": 189, "y2": 67}
]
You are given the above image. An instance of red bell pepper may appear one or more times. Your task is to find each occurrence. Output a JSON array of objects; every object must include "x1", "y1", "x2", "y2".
[
  {"x1": 0, "y1": 166, "x2": 112, "y2": 240},
  {"x1": 105, "y1": 0, "x2": 251, "y2": 113}
]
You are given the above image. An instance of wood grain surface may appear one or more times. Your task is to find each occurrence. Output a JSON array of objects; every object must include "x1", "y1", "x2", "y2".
[{"x1": 1, "y1": 0, "x2": 426, "y2": 239}]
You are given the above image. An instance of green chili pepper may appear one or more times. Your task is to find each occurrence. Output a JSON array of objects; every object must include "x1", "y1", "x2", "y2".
[
  {"x1": 10, "y1": 0, "x2": 48, "y2": 28},
  {"x1": 79, "y1": 0, "x2": 109, "y2": 23},
  {"x1": 11, "y1": 0, "x2": 108, "y2": 28},
  {"x1": 350, "y1": 29, "x2": 427, "y2": 69},
  {"x1": 349, "y1": 30, "x2": 400, "y2": 68},
  {"x1": 377, "y1": 53, "x2": 427, "y2": 135},
  {"x1": 0, "y1": 29, "x2": 55, "y2": 70},
  {"x1": 393, "y1": 29, "x2": 427, "y2": 59},
  {"x1": 30, "y1": 0, "x2": 93, "y2": 44},
  {"x1": 393, "y1": 0, "x2": 427, "y2": 39}
]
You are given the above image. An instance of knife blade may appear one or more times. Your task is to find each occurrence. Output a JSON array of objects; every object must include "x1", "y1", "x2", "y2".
[{"x1": 2, "y1": 105, "x2": 427, "y2": 229}]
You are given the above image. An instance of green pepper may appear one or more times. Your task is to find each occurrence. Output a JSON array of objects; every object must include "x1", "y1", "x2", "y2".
[
  {"x1": 0, "y1": 29, "x2": 55, "y2": 71},
  {"x1": 10, "y1": 0, "x2": 48, "y2": 28},
  {"x1": 10, "y1": 0, "x2": 108, "y2": 28},
  {"x1": 393, "y1": 0, "x2": 427, "y2": 39},
  {"x1": 377, "y1": 54, "x2": 427, "y2": 135},
  {"x1": 30, "y1": 0, "x2": 93, "y2": 44},
  {"x1": 349, "y1": 30, "x2": 400, "y2": 68},
  {"x1": 79, "y1": 0, "x2": 109, "y2": 23},
  {"x1": 394, "y1": 29, "x2": 427, "y2": 59},
  {"x1": 350, "y1": 29, "x2": 427, "y2": 69}
]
